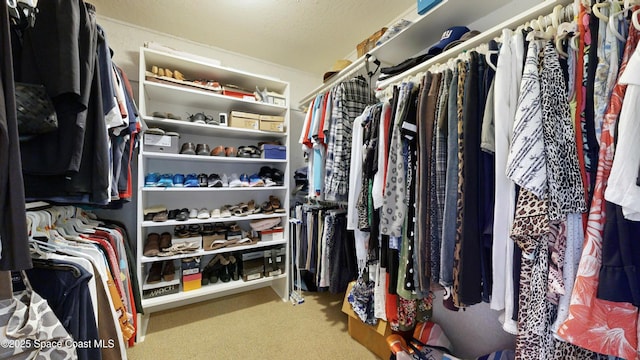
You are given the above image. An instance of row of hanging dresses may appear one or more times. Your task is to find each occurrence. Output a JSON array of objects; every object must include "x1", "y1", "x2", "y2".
[
  {"x1": 21, "y1": 206, "x2": 139, "y2": 360},
  {"x1": 10, "y1": 0, "x2": 140, "y2": 206},
  {"x1": 339, "y1": 2, "x2": 640, "y2": 359},
  {"x1": 290, "y1": 204, "x2": 358, "y2": 293}
]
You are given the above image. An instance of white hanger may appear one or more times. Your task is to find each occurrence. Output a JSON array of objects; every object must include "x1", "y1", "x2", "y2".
[
  {"x1": 609, "y1": 1, "x2": 630, "y2": 42},
  {"x1": 593, "y1": 2, "x2": 611, "y2": 22},
  {"x1": 633, "y1": 7, "x2": 640, "y2": 29}
]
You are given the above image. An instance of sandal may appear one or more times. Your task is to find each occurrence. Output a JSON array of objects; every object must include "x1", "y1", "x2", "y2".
[
  {"x1": 174, "y1": 225, "x2": 190, "y2": 238},
  {"x1": 269, "y1": 195, "x2": 286, "y2": 213},
  {"x1": 261, "y1": 201, "x2": 274, "y2": 214},
  {"x1": 188, "y1": 224, "x2": 202, "y2": 236}
]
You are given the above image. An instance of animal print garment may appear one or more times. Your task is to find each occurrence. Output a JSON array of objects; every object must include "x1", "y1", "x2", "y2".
[
  {"x1": 452, "y1": 60, "x2": 467, "y2": 308},
  {"x1": 540, "y1": 42, "x2": 588, "y2": 221}
]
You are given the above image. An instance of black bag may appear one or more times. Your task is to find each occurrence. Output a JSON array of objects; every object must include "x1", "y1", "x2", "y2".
[{"x1": 14, "y1": 82, "x2": 58, "y2": 136}]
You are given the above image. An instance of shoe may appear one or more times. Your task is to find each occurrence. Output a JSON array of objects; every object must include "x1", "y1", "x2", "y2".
[
  {"x1": 174, "y1": 225, "x2": 190, "y2": 238},
  {"x1": 249, "y1": 174, "x2": 264, "y2": 187},
  {"x1": 189, "y1": 208, "x2": 198, "y2": 219},
  {"x1": 271, "y1": 169, "x2": 284, "y2": 186},
  {"x1": 144, "y1": 233, "x2": 161, "y2": 257},
  {"x1": 239, "y1": 173, "x2": 250, "y2": 187},
  {"x1": 144, "y1": 173, "x2": 160, "y2": 187},
  {"x1": 144, "y1": 205, "x2": 167, "y2": 221},
  {"x1": 225, "y1": 147, "x2": 236, "y2": 157},
  {"x1": 180, "y1": 142, "x2": 196, "y2": 155},
  {"x1": 220, "y1": 206, "x2": 232, "y2": 218},
  {"x1": 162, "y1": 260, "x2": 176, "y2": 281},
  {"x1": 203, "y1": 254, "x2": 224, "y2": 284},
  {"x1": 221, "y1": 174, "x2": 229, "y2": 187},
  {"x1": 197, "y1": 208, "x2": 210, "y2": 219},
  {"x1": 145, "y1": 127, "x2": 165, "y2": 135},
  {"x1": 173, "y1": 173, "x2": 185, "y2": 187},
  {"x1": 152, "y1": 211, "x2": 169, "y2": 222},
  {"x1": 205, "y1": 114, "x2": 220, "y2": 125},
  {"x1": 175, "y1": 208, "x2": 190, "y2": 221},
  {"x1": 210, "y1": 145, "x2": 225, "y2": 157},
  {"x1": 167, "y1": 209, "x2": 179, "y2": 220},
  {"x1": 147, "y1": 262, "x2": 163, "y2": 284},
  {"x1": 159, "y1": 232, "x2": 172, "y2": 250},
  {"x1": 218, "y1": 256, "x2": 231, "y2": 283},
  {"x1": 196, "y1": 144, "x2": 210, "y2": 156},
  {"x1": 227, "y1": 255, "x2": 239, "y2": 281},
  {"x1": 188, "y1": 224, "x2": 202, "y2": 236},
  {"x1": 198, "y1": 173, "x2": 209, "y2": 187},
  {"x1": 207, "y1": 174, "x2": 223, "y2": 187},
  {"x1": 188, "y1": 112, "x2": 207, "y2": 124},
  {"x1": 157, "y1": 174, "x2": 174, "y2": 187},
  {"x1": 201, "y1": 223, "x2": 215, "y2": 235},
  {"x1": 184, "y1": 173, "x2": 200, "y2": 187},
  {"x1": 261, "y1": 201, "x2": 274, "y2": 214},
  {"x1": 165, "y1": 69, "x2": 173, "y2": 78},
  {"x1": 228, "y1": 173, "x2": 242, "y2": 188},
  {"x1": 173, "y1": 70, "x2": 185, "y2": 81},
  {"x1": 210, "y1": 208, "x2": 221, "y2": 218},
  {"x1": 269, "y1": 195, "x2": 286, "y2": 213}
]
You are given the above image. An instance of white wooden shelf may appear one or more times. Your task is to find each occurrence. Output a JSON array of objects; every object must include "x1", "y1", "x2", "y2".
[
  {"x1": 137, "y1": 45, "x2": 291, "y2": 342},
  {"x1": 141, "y1": 186, "x2": 286, "y2": 192},
  {"x1": 141, "y1": 213, "x2": 287, "y2": 228},
  {"x1": 140, "y1": 239, "x2": 288, "y2": 263},
  {"x1": 299, "y1": 0, "x2": 514, "y2": 108},
  {"x1": 141, "y1": 274, "x2": 287, "y2": 312},
  {"x1": 143, "y1": 116, "x2": 287, "y2": 139},
  {"x1": 143, "y1": 80, "x2": 286, "y2": 116},
  {"x1": 141, "y1": 151, "x2": 287, "y2": 163}
]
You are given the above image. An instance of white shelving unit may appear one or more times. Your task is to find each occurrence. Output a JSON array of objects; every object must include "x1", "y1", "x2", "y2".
[
  {"x1": 136, "y1": 47, "x2": 290, "y2": 341},
  {"x1": 298, "y1": 0, "x2": 514, "y2": 108}
]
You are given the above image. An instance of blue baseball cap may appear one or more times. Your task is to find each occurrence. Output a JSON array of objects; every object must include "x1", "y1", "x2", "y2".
[{"x1": 428, "y1": 26, "x2": 470, "y2": 55}]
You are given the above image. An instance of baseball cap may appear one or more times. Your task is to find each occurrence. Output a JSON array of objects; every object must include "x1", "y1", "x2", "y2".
[
  {"x1": 443, "y1": 30, "x2": 481, "y2": 52},
  {"x1": 427, "y1": 26, "x2": 470, "y2": 55}
]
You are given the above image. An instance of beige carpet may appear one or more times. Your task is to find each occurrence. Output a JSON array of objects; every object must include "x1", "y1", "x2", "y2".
[{"x1": 126, "y1": 287, "x2": 380, "y2": 360}]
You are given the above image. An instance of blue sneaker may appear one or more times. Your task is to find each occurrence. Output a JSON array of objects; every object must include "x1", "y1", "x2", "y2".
[
  {"x1": 173, "y1": 173, "x2": 185, "y2": 187},
  {"x1": 239, "y1": 173, "x2": 249, "y2": 187},
  {"x1": 184, "y1": 173, "x2": 200, "y2": 187},
  {"x1": 157, "y1": 173, "x2": 174, "y2": 187},
  {"x1": 145, "y1": 173, "x2": 160, "y2": 187}
]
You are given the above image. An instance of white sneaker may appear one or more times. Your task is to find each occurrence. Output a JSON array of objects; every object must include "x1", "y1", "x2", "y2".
[
  {"x1": 228, "y1": 173, "x2": 242, "y2": 188},
  {"x1": 221, "y1": 174, "x2": 229, "y2": 187},
  {"x1": 189, "y1": 208, "x2": 198, "y2": 218}
]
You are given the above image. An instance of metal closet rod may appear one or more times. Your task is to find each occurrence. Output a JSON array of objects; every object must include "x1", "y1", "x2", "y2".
[{"x1": 375, "y1": 0, "x2": 576, "y2": 93}]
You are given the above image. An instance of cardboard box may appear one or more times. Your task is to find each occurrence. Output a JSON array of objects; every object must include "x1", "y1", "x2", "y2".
[
  {"x1": 261, "y1": 144, "x2": 286, "y2": 160},
  {"x1": 142, "y1": 283, "x2": 179, "y2": 299},
  {"x1": 181, "y1": 257, "x2": 200, "y2": 276},
  {"x1": 259, "y1": 115, "x2": 285, "y2": 132},
  {"x1": 182, "y1": 273, "x2": 202, "y2": 291},
  {"x1": 264, "y1": 246, "x2": 285, "y2": 276},
  {"x1": 241, "y1": 251, "x2": 265, "y2": 281},
  {"x1": 144, "y1": 133, "x2": 179, "y2": 154},
  {"x1": 260, "y1": 227, "x2": 284, "y2": 242},
  {"x1": 357, "y1": 27, "x2": 388, "y2": 57},
  {"x1": 230, "y1": 111, "x2": 260, "y2": 130},
  {"x1": 342, "y1": 281, "x2": 392, "y2": 359}
]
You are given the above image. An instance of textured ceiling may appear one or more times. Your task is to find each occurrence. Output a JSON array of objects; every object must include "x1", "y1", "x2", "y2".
[{"x1": 89, "y1": 0, "x2": 415, "y2": 75}]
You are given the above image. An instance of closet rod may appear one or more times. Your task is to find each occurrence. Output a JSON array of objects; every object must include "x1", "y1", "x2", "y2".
[
  {"x1": 375, "y1": 0, "x2": 575, "y2": 91},
  {"x1": 298, "y1": 56, "x2": 370, "y2": 110}
]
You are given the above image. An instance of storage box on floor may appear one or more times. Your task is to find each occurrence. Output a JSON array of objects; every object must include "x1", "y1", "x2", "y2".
[{"x1": 342, "y1": 281, "x2": 392, "y2": 360}]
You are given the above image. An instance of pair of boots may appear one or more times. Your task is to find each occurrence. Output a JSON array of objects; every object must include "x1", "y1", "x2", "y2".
[
  {"x1": 201, "y1": 254, "x2": 238, "y2": 285},
  {"x1": 147, "y1": 260, "x2": 175, "y2": 284}
]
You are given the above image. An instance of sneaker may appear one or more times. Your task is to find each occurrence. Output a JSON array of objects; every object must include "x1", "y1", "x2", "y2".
[
  {"x1": 207, "y1": 174, "x2": 223, "y2": 188},
  {"x1": 157, "y1": 174, "x2": 174, "y2": 187},
  {"x1": 189, "y1": 208, "x2": 198, "y2": 218},
  {"x1": 228, "y1": 173, "x2": 242, "y2": 188},
  {"x1": 249, "y1": 174, "x2": 264, "y2": 187},
  {"x1": 221, "y1": 174, "x2": 229, "y2": 187},
  {"x1": 173, "y1": 173, "x2": 185, "y2": 187},
  {"x1": 197, "y1": 208, "x2": 210, "y2": 219},
  {"x1": 198, "y1": 173, "x2": 208, "y2": 187},
  {"x1": 145, "y1": 173, "x2": 160, "y2": 187},
  {"x1": 239, "y1": 173, "x2": 250, "y2": 187},
  {"x1": 184, "y1": 173, "x2": 199, "y2": 187}
]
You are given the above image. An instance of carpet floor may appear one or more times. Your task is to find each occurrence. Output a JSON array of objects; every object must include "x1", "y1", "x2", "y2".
[{"x1": 126, "y1": 287, "x2": 380, "y2": 359}]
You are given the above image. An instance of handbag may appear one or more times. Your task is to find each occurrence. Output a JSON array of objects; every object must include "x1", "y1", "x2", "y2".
[
  {"x1": 14, "y1": 82, "x2": 58, "y2": 136},
  {"x1": 0, "y1": 271, "x2": 78, "y2": 360}
]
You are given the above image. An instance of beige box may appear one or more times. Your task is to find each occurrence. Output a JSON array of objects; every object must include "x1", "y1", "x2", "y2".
[
  {"x1": 230, "y1": 110, "x2": 260, "y2": 130},
  {"x1": 259, "y1": 115, "x2": 285, "y2": 132},
  {"x1": 231, "y1": 111, "x2": 260, "y2": 120}
]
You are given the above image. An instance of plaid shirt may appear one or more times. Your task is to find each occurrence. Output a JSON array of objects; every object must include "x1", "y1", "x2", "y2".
[{"x1": 325, "y1": 77, "x2": 372, "y2": 201}]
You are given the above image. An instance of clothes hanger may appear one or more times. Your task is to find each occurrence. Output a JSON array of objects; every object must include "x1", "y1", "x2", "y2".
[
  {"x1": 633, "y1": 7, "x2": 640, "y2": 29},
  {"x1": 609, "y1": 1, "x2": 630, "y2": 42},
  {"x1": 593, "y1": 2, "x2": 611, "y2": 22}
]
